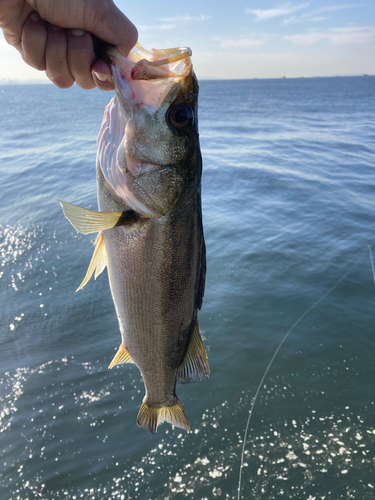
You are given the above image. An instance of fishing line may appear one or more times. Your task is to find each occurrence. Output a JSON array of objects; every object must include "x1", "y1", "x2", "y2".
[
  {"x1": 368, "y1": 246, "x2": 375, "y2": 286},
  {"x1": 237, "y1": 257, "x2": 362, "y2": 500}
]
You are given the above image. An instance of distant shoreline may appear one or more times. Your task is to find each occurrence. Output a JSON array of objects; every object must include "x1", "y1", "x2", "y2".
[{"x1": 0, "y1": 74, "x2": 373, "y2": 86}]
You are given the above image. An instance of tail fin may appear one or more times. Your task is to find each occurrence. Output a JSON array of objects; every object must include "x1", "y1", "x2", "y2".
[{"x1": 137, "y1": 399, "x2": 190, "y2": 434}]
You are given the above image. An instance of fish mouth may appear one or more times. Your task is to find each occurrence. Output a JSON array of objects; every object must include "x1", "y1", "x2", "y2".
[
  {"x1": 110, "y1": 42, "x2": 192, "y2": 76},
  {"x1": 108, "y1": 43, "x2": 192, "y2": 111},
  {"x1": 127, "y1": 44, "x2": 192, "y2": 80},
  {"x1": 125, "y1": 153, "x2": 161, "y2": 178}
]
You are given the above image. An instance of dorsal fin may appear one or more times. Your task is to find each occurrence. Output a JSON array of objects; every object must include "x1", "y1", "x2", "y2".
[
  {"x1": 76, "y1": 232, "x2": 107, "y2": 291},
  {"x1": 177, "y1": 320, "x2": 210, "y2": 384}
]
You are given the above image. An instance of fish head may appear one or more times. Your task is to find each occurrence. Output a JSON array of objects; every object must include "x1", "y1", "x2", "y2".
[{"x1": 97, "y1": 43, "x2": 201, "y2": 218}]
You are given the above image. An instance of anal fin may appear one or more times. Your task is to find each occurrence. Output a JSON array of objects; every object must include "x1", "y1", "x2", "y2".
[
  {"x1": 108, "y1": 345, "x2": 134, "y2": 369},
  {"x1": 76, "y1": 232, "x2": 107, "y2": 291},
  {"x1": 177, "y1": 320, "x2": 210, "y2": 384},
  {"x1": 137, "y1": 399, "x2": 190, "y2": 434}
]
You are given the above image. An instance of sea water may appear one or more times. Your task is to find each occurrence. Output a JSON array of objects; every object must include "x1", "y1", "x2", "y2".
[{"x1": 1, "y1": 76, "x2": 374, "y2": 499}]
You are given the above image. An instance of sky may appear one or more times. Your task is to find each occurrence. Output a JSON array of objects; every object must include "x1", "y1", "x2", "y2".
[{"x1": 0, "y1": 0, "x2": 374, "y2": 82}]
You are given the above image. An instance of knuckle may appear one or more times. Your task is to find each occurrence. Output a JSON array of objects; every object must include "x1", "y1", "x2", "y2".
[
  {"x1": 35, "y1": 61, "x2": 47, "y2": 71},
  {"x1": 46, "y1": 72, "x2": 73, "y2": 89},
  {"x1": 55, "y1": 80, "x2": 74, "y2": 89},
  {"x1": 78, "y1": 80, "x2": 96, "y2": 90},
  {"x1": 22, "y1": 51, "x2": 46, "y2": 71}
]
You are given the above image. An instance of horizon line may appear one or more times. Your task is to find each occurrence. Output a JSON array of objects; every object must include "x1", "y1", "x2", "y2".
[{"x1": 0, "y1": 74, "x2": 373, "y2": 85}]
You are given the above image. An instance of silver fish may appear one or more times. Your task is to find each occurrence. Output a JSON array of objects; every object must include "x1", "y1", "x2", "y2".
[{"x1": 59, "y1": 43, "x2": 208, "y2": 433}]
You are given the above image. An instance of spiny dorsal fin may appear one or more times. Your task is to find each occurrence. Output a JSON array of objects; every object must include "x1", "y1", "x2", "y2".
[
  {"x1": 76, "y1": 232, "x2": 107, "y2": 291},
  {"x1": 137, "y1": 399, "x2": 190, "y2": 434},
  {"x1": 176, "y1": 320, "x2": 210, "y2": 384},
  {"x1": 59, "y1": 200, "x2": 123, "y2": 234},
  {"x1": 108, "y1": 345, "x2": 134, "y2": 369}
]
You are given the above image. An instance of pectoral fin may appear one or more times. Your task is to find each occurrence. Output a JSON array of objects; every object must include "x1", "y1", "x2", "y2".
[
  {"x1": 137, "y1": 399, "x2": 190, "y2": 434},
  {"x1": 108, "y1": 345, "x2": 134, "y2": 369},
  {"x1": 59, "y1": 200, "x2": 123, "y2": 234},
  {"x1": 76, "y1": 232, "x2": 107, "y2": 291},
  {"x1": 177, "y1": 320, "x2": 210, "y2": 384}
]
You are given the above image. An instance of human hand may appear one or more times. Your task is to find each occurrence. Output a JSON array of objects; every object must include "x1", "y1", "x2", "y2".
[{"x1": 0, "y1": 0, "x2": 138, "y2": 90}]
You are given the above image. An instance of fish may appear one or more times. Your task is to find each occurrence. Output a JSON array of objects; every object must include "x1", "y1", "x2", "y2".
[{"x1": 59, "y1": 43, "x2": 209, "y2": 434}]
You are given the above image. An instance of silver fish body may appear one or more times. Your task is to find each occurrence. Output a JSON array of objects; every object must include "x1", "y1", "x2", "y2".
[
  {"x1": 99, "y1": 169, "x2": 205, "y2": 404},
  {"x1": 60, "y1": 44, "x2": 208, "y2": 433}
]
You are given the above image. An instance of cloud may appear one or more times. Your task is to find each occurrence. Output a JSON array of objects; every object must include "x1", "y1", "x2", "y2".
[
  {"x1": 310, "y1": 3, "x2": 358, "y2": 13},
  {"x1": 213, "y1": 34, "x2": 268, "y2": 48},
  {"x1": 138, "y1": 24, "x2": 175, "y2": 33},
  {"x1": 283, "y1": 15, "x2": 328, "y2": 24},
  {"x1": 159, "y1": 14, "x2": 212, "y2": 24},
  {"x1": 283, "y1": 3, "x2": 359, "y2": 24},
  {"x1": 247, "y1": 3, "x2": 309, "y2": 20},
  {"x1": 284, "y1": 26, "x2": 375, "y2": 45},
  {"x1": 138, "y1": 15, "x2": 211, "y2": 33}
]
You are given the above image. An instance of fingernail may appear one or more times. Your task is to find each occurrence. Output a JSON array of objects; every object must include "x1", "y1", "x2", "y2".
[
  {"x1": 92, "y1": 72, "x2": 110, "y2": 82},
  {"x1": 30, "y1": 12, "x2": 41, "y2": 22},
  {"x1": 71, "y1": 29, "x2": 85, "y2": 37}
]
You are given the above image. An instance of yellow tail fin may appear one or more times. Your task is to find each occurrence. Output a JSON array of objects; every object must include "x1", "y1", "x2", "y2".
[{"x1": 137, "y1": 399, "x2": 190, "y2": 434}]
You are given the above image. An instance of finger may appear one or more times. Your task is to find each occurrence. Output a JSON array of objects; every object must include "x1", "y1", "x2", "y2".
[
  {"x1": 21, "y1": 11, "x2": 47, "y2": 70},
  {"x1": 45, "y1": 24, "x2": 74, "y2": 89},
  {"x1": 0, "y1": 1, "x2": 33, "y2": 50},
  {"x1": 91, "y1": 59, "x2": 115, "y2": 91},
  {"x1": 17, "y1": 0, "x2": 138, "y2": 58},
  {"x1": 67, "y1": 29, "x2": 96, "y2": 90}
]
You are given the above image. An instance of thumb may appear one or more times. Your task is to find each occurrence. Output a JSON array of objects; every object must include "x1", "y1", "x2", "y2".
[{"x1": 89, "y1": 1, "x2": 138, "y2": 57}]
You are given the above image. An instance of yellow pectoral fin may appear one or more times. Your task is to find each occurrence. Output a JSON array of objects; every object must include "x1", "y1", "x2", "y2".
[
  {"x1": 59, "y1": 200, "x2": 123, "y2": 234},
  {"x1": 177, "y1": 320, "x2": 210, "y2": 384},
  {"x1": 108, "y1": 345, "x2": 134, "y2": 369},
  {"x1": 76, "y1": 232, "x2": 107, "y2": 291}
]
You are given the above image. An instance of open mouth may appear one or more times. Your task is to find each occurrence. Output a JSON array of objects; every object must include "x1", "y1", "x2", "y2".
[{"x1": 108, "y1": 43, "x2": 192, "y2": 111}]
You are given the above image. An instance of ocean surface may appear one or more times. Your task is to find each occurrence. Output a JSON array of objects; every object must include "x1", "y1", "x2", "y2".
[{"x1": 1, "y1": 75, "x2": 374, "y2": 500}]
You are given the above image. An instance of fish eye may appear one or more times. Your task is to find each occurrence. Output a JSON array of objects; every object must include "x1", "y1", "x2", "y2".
[{"x1": 167, "y1": 102, "x2": 194, "y2": 131}]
